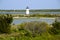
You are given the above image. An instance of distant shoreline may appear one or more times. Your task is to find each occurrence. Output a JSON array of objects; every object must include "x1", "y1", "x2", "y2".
[{"x1": 13, "y1": 17, "x2": 56, "y2": 19}]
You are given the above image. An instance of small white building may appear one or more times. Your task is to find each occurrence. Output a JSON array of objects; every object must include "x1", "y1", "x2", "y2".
[{"x1": 26, "y1": 6, "x2": 29, "y2": 15}]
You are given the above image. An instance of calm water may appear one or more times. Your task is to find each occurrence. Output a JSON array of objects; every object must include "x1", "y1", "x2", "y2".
[
  {"x1": 0, "y1": 11, "x2": 59, "y2": 25},
  {"x1": 12, "y1": 17, "x2": 55, "y2": 25},
  {"x1": 0, "y1": 12, "x2": 60, "y2": 14}
]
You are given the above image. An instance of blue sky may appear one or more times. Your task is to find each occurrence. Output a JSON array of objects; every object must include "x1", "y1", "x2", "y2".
[{"x1": 0, "y1": 0, "x2": 60, "y2": 9}]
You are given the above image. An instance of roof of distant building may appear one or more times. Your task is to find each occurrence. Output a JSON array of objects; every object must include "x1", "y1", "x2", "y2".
[{"x1": 26, "y1": 6, "x2": 29, "y2": 9}]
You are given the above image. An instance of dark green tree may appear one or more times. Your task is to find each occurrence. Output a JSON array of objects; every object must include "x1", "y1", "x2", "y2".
[{"x1": 49, "y1": 21, "x2": 60, "y2": 34}]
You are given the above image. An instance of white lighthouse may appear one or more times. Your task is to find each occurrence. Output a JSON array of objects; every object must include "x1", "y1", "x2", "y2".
[{"x1": 26, "y1": 6, "x2": 29, "y2": 15}]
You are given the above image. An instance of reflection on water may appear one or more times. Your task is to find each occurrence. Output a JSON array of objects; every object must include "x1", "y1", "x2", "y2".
[{"x1": 12, "y1": 17, "x2": 55, "y2": 25}]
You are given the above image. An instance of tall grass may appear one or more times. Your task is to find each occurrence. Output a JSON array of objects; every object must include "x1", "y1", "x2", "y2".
[{"x1": 0, "y1": 21, "x2": 60, "y2": 40}]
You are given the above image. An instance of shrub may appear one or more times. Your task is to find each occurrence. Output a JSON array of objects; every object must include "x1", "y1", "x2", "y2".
[
  {"x1": 0, "y1": 14, "x2": 13, "y2": 33},
  {"x1": 19, "y1": 21, "x2": 50, "y2": 36},
  {"x1": 49, "y1": 21, "x2": 60, "y2": 35},
  {"x1": 52, "y1": 22, "x2": 60, "y2": 30}
]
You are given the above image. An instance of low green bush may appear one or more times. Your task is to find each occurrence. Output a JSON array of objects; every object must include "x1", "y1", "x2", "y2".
[
  {"x1": 19, "y1": 21, "x2": 50, "y2": 36},
  {"x1": 0, "y1": 14, "x2": 13, "y2": 33},
  {"x1": 49, "y1": 21, "x2": 60, "y2": 35}
]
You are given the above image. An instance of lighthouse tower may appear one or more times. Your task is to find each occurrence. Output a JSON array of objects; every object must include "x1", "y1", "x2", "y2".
[{"x1": 26, "y1": 6, "x2": 29, "y2": 15}]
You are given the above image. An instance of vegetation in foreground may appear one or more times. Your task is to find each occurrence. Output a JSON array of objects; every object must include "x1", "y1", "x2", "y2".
[
  {"x1": 0, "y1": 14, "x2": 13, "y2": 33},
  {"x1": 0, "y1": 14, "x2": 60, "y2": 40}
]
